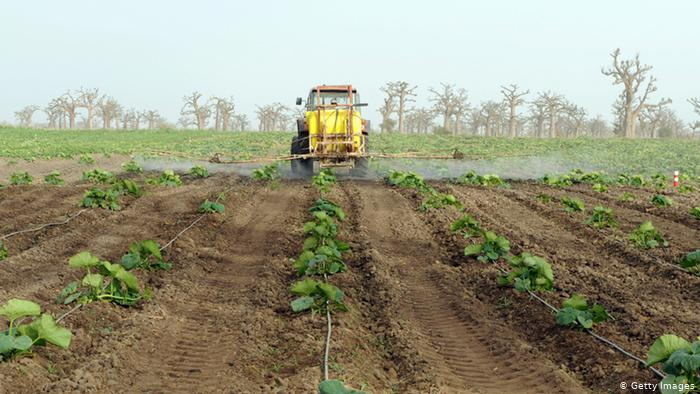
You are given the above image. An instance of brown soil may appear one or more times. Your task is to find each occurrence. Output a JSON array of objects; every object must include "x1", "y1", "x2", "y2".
[{"x1": 2, "y1": 176, "x2": 698, "y2": 393}]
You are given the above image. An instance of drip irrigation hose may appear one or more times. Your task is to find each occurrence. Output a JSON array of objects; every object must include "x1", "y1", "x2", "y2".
[
  {"x1": 490, "y1": 261, "x2": 665, "y2": 379},
  {"x1": 0, "y1": 209, "x2": 88, "y2": 240},
  {"x1": 323, "y1": 273, "x2": 331, "y2": 381}
]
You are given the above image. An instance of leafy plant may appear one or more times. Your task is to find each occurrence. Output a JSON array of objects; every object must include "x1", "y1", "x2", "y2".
[
  {"x1": 691, "y1": 207, "x2": 700, "y2": 220},
  {"x1": 651, "y1": 194, "x2": 673, "y2": 208},
  {"x1": 556, "y1": 294, "x2": 610, "y2": 329},
  {"x1": 629, "y1": 221, "x2": 668, "y2": 249},
  {"x1": 319, "y1": 380, "x2": 366, "y2": 394},
  {"x1": 451, "y1": 215, "x2": 481, "y2": 238},
  {"x1": 591, "y1": 183, "x2": 608, "y2": 193},
  {"x1": 312, "y1": 169, "x2": 337, "y2": 194},
  {"x1": 498, "y1": 252, "x2": 554, "y2": 292},
  {"x1": 651, "y1": 173, "x2": 668, "y2": 191},
  {"x1": 58, "y1": 251, "x2": 148, "y2": 306},
  {"x1": 302, "y1": 211, "x2": 340, "y2": 251},
  {"x1": 464, "y1": 231, "x2": 510, "y2": 262},
  {"x1": 252, "y1": 163, "x2": 279, "y2": 181},
  {"x1": 646, "y1": 335, "x2": 700, "y2": 393},
  {"x1": 458, "y1": 171, "x2": 508, "y2": 188},
  {"x1": 198, "y1": 199, "x2": 225, "y2": 214},
  {"x1": 561, "y1": 197, "x2": 585, "y2": 213},
  {"x1": 537, "y1": 194, "x2": 553, "y2": 204},
  {"x1": 387, "y1": 170, "x2": 430, "y2": 193},
  {"x1": 121, "y1": 160, "x2": 142, "y2": 173},
  {"x1": 419, "y1": 192, "x2": 462, "y2": 211},
  {"x1": 617, "y1": 173, "x2": 645, "y2": 187},
  {"x1": 188, "y1": 165, "x2": 209, "y2": 178},
  {"x1": 10, "y1": 171, "x2": 32, "y2": 185},
  {"x1": 110, "y1": 179, "x2": 141, "y2": 197},
  {"x1": 293, "y1": 244, "x2": 349, "y2": 277},
  {"x1": 121, "y1": 240, "x2": 171, "y2": 271},
  {"x1": 680, "y1": 250, "x2": 700, "y2": 275},
  {"x1": 0, "y1": 299, "x2": 72, "y2": 361},
  {"x1": 0, "y1": 240, "x2": 7, "y2": 261},
  {"x1": 309, "y1": 198, "x2": 346, "y2": 221},
  {"x1": 586, "y1": 206, "x2": 617, "y2": 229},
  {"x1": 44, "y1": 170, "x2": 64, "y2": 186},
  {"x1": 78, "y1": 154, "x2": 95, "y2": 164},
  {"x1": 618, "y1": 192, "x2": 635, "y2": 202},
  {"x1": 290, "y1": 278, "x2": 347, "y2": 314},
  {"x1": 80, "y1": 188, "x2": 121, "y2": 211},
  {"x1": 153, "y1": 170, "x2": 182, "y2": 187},
  {"x1": 82, "y1": 169, "x2": 115, "y2": 184}
]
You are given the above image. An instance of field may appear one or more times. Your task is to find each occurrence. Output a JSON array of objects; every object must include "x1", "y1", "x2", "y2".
[{"x1": 1, "y1": 134, "x2": 700, "y2": 393}]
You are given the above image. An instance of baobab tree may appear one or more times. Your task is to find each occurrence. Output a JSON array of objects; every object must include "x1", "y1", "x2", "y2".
[
  {"x1": 231, "y1": 114, "x2": 249, "y2": 131},
  {"x1": 601, "y1": 49, "x2": 671, "y2": 138},
  {"x1": 563, "y1": 103, "x2": 587, "y2": 137},
  {"x1": 256, "y1": 103, "x2": 289, "y2": 131},
  {"x1": 690, "y1": 98, "x2": 700, "y2": 136},
  {"x1": 61, "y1": 90, "x2": 81, "y2": 129},
  {"x1": 143, "y1": 110, "x2": 163, "y2": 129},
  {"x1": 533, "y1": 91, "x2": 565, "y2": 138},
  {"x1": 384, "y1": 81, "x2": 417, "y2": 134},
  {"x1": 527, "y1": 100, "x2": 547, "y2": 138},
  {"x1": 429, "y1": 83, "x2": 468, "y2": 134},
  {"x1": 479, "y1": 101, "x2": 505, "y2": 137},
  {"x1": 45, "y1": 98, "x2": 67, "y2": 129},
  {"x1": 377, "y1": 88, "x2": 396, "y2": 132},
  {"x1": 96, "y1": 96, "x2": 121, "y2": 128},
  {"x1": 500, "y1": 84, "x2": 529, "y2": 137},
  {"x1": 14, "y1": 105, "x2": 40, "y2": 127},
  {"x1": 212, "y1": 97, "x2": 235, "y2": 131},
  {"x1": 77, "y1": 88, "x2": 100, "y2": 129},
  {"x1": 405, "y1": 108, "x2": 435, "y2": 133},
  {"x1": 181, "y1": 92, "x2": 211, "y2": 130}
]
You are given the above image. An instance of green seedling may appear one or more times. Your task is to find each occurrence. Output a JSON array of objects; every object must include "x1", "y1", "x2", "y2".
[
  {"x1": 451, "y1": 215, "x2": 481, "y2": 238},
  {"x1": 80, "y1": 188, "x2": 121, "y2": 211},
  {"x1": 646, "y1": 335, "x2": 700, "y2": 392},
  {"x1": 680, "y1": 250, "x2": 700, "y2": 275},
  {"x1": 82, "y1": 169, "x2": 115, "y2": 184},
  {"x1": 555, "y1": 294, "x2": 610, "y2": 329},
  {"x1": 586, "y1": 206, "x2": 618, "y2": 229},
  {"x1": 198, "y1": 199, "x2": 225, "y2": 213},
  {"x1": 188, "y1": 165, "x2": 209, "y2": 178},
  {"x1": 561, "y1": 197, "x2": 585, "y2": 213},
  {"x1": 121, "y1": 240, "x2": 171, "y2": 271},
  {"x1": 629, "y1": 221, "x2": 668, "y2": 249},
  {"x1": 44, "y1": 171, "x2": 64, "y2": 186},
  {"x1": 312, "y1": 169, "x2": 337, "y2": 194},
  {"x1": 121, "y1": 160, "x2": 143, "y2": 173},
  {"x1": 499, "y1": 252, "x2": 554, "y2": 292},
  {"x1": 651, "y1": 194, "x2": 673, "y2": 208},
  {"x1": 464, "y1": 231, "x2": 510, "y2": 262},
  {"x1": 10, "y1": 172, "x2": 32, "y2": 185},
  {"x1": 0, "y1": 299, "x2": 72, "y2": 361}
]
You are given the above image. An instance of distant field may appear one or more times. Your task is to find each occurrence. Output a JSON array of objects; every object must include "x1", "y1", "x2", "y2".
[{"x1": 1, "y1": 128, "x2": 700, "y2": 176}]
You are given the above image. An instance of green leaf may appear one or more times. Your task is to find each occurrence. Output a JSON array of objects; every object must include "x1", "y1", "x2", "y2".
[
  {"x1": 590, "y1": 304, "x2": 611, "y2": 323},
  {"x1": 562, "y1": 294, "x2": 588, "y2": 310},
  {"x1": 120, "y1": 253, "x2": 140, "y2": 270},
  {"x1": 555, "y1": 307, "x2": 577, "y2": 326},
  {"x1": 82, "y1": 273, "x2": 104, "y2": 289},
  {"x1": 575, "y1": 311, "x2": 594, "y2": 329},
  {"x1": 464, "y1": 244, "x2": 483, "y2": 257},
  {"x1": 291, "y1": 296, "x2": 315, "y2": 312},
  {"x1": 659, "y1": 375, "x2": 689, "y2": 394},
  {"x1": 29, "y1": 314, "x2": 72, "y2": 349},
  {"x1": 69, "y1": 251, "x2": 100, "y2": 268},
  {"x1": 318, "y1": 379, "x2": 365, "y2": 394},
  {"x1": 303, "y1": 237, "x2": 318, "y2": 251},
  {"x1": 667, "y1": 348, "x2": 700, "y2": 371},
  {"x1": 12, "y1": 335, "x2": 33, "y2": 351},
  {"x1": 291, "y1": 278, "x2": 318, "y2": 296},
  {"x1": 0, "y1": 299, "x2": 41, "y2": 322},
  {"x1": 647, "y1": 335, "x2": 691, "y2": 366}
]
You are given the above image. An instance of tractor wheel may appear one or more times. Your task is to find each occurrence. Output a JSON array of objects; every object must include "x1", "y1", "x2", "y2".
[
  {"x1": 351, "y1": 135, "x2": 370, "y2": 177},
  {"x1": 291, "y1": 136, "x2": 313, "y2": 178}
]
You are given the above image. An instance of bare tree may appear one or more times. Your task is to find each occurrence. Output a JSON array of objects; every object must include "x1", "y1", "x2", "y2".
[
  {"x1": 231, "y1": 114, "x2": 249, "y2": 131},
  {"x1": 77, "y1": 88, "x2": 100, "y2": 129},
  {"x1": 96, "y1": 96, "x2": 121, "y2": 129},
  {"x1": 429, "y1": 83, "x2": 469, "y2": 134},
  {"x1": 14, "y1": 105, "x2": 40, "y2": 127},
  {"x1": 378, "y1": 87, "x2": 396, "y2": 132},
  {"x1": 212, "y1": 97, "x2": 235, "y2": 131},
  {"x1": 181, "y1": 92, "x2": 211, "y2": 130},
  {"x1": 500, "y1": 84, "x2": 529, "y2": 137},
  {"x1": 587, "y1": 115, "x2": 610, "y2": 138},
  {"x1": 384, "y1": 81, "x2": 417, "y2": 134},
  {"x1": 256, "y1": 103, "x2": 290, "y2": 131},
  {"x1": 45, "y1": 98, "x2": 67, "y2": 129},
  {"x1": 61, "y1": 90, "x2": 81, "y2": 129},
  {"x1": 601, "y1": 49, "x2": 671, "y2": 138},
  {"x1": 533, "y1": 92, "x2": 565, "y2": 138},
  {"x1": 142, "y1": 110, "x2": 163, "y2": 129},
  {"x1": 405, "y1": 108, "x2": 435, "y2": 133},
  {"x1": 563, "y1": 102, "x2": 587, "y2": 137},
  {"x1": 479, "y1": 101, "x2": 505, "y2": 137},
  {"x1": 690, "y1": 98, "x2": 700, "y2": 136}
]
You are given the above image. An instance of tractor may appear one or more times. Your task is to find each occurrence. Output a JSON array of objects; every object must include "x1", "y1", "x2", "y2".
[{"x1": 291, "y1": 85, "x2": 370, "y2": 177}]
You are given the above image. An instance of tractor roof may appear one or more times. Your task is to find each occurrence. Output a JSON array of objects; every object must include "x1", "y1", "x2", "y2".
[{"x1": 312, "y1": 85, "x2": 356, "y2": 93}]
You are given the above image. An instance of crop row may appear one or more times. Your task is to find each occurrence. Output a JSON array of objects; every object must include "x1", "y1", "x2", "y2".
[{"x1": 388, "y1": 170, "x2": 700, "y2": 392}]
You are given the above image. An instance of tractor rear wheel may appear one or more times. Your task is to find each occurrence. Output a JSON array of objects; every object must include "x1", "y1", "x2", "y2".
[
  {"x1": 350, "y1": 134, "x2": 370, "y2": 177},
  {"x1": 291, "y1": 136, "x2": 313, "y2": 178}
]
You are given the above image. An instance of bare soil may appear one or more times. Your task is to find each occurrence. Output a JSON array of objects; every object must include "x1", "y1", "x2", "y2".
[{"x1": 1, "y1": 174, "x2": 698, "y2": 393}]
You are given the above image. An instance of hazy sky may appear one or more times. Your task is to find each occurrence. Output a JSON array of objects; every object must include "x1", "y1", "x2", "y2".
[{"x1": 1, "y1": 0, "x2": 699, "y2": 128}]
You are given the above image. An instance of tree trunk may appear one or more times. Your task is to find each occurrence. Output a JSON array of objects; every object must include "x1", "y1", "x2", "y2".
[{"x1": 509, "y1": 104, "x2": 517, "y2": 137}]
